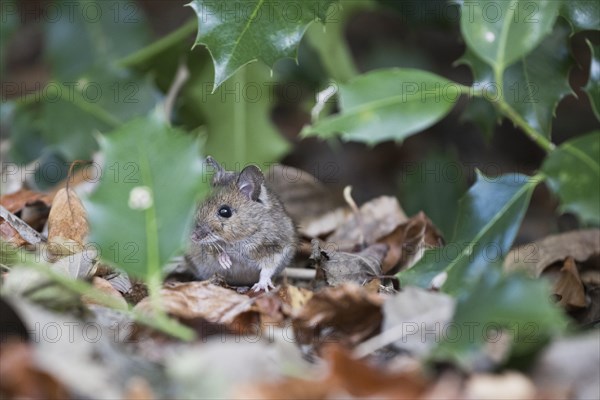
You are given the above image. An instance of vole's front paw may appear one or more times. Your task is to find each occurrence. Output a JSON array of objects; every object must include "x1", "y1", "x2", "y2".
[
  {"x1": 252, "y1": 278, "x2": 275, "y2": 292},
  {"x1": 218, "y1": 252, "x2": 232, "y2": 270}
]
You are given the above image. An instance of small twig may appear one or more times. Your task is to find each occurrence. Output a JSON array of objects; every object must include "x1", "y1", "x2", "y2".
[
  {"x1": 343, "y1": 186, "x2": 366, "y2": 246},
  {"x1": 0, "y1": 206, "x2": 45, "y2": 244},
  {"x1": 284, "y1": 267, "x2": 316, "y2": 280},
  {"x1": 164, "y1": 60, "x2": 190, "y2": 124}
]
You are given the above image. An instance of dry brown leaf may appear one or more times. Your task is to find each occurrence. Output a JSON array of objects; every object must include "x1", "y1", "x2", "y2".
[
  {"x1": 327, "y1": 196, "x2": 407, "y2": 250},
  {"x1": 293, "y1": 283, "x2": 384, "y2": 347},
  {"x1": 553, "y1": 257, "x2": 587, "y2": 309},
  {"x1": 0, "y1": 189, "x2": 54, "y2": 232},
  {"x1": 278, "y1": 284, "x2": 313, "y2": 312},
  {"x1": 504, "y1": 229, "x2": 600, "y2": 277},
  {"x1": 0, "y1": 216, "x2": 28, "y2": 247},
  {"x1": 300, "y1": 207, "x2": 351, "y2": 238},
  {"x1": 311, "y1": 239, "x2": 387, "y2": 286},
  {"x1": 238, "y1": 345, "x2": 426, "y2": 400},
  {"x1": 47, "y1": 188, "x2": 89, "y2": 253},
  {"x1": 0, "y1": 341, "x2": 69, "y2": 399},
  {"x1": 0, "y1": 188, "x2": 54, "y2": 214},
  {"x1": 378, "y1": 211, "x2": 444, "y2": 274},
  {"x1": 135, "y1": 281, "x2": 253, "y2": 327},
  {"x1": 82, "y1": 277, "x2": 128, "y2": 309}
]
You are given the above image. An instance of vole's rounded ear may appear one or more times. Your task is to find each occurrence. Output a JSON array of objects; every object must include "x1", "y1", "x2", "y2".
[
  {"x1": 206, "y1": 156, "x2": 235, "y2": 186},
  {"x1": 237, "y1": 165, "x2": 264, "y2": 201}
]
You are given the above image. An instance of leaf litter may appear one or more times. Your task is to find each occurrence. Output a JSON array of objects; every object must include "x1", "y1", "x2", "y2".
[{"x1": 1, "y1": 164, "x2": 598, "y2": 399}]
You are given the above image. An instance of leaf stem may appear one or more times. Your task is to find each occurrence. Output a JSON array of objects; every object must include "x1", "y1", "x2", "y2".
[
  {"x1": 137, "y1": 150, "x2": 165, "y2": 318},
  {"x1": 492, "y1": 67, "x2": 555, "y2": 153},
  {"x1": 9, "y1": 260, "x2": 195, "y2": 341},
  {"x1": 117, "y1": 19, "x2": 198, "y2": 69}
]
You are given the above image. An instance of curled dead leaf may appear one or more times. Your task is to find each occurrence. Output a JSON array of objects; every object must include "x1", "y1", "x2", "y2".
[
  {"x1": 504, "y1": 229, "x2": 600, "y2": 277},
  {"x1": 377, "y1": 211, "x2": 444, "y2": 274},
  {"x1": 134, "y1": 281, "x2": 255, "y2": 331},
  {"x1": 0, "y1": 216, "x2": 28, "y2": 247},
  {"x1": 553, "y1": 257, "x2": 587, "y2": 309},
  {"x1": 311, "y1": 239, "x2": 387, "y2": 286},
  {"x1": 0, "y1": 189, "x2": 53, "y2": 231},
  {"x1": 328, "y1": 196, "x2": 407, "y2": 250},
  {"x1": 293, "y1": 283, "x2": 384, "y2": 347},
  {"x1": 47, "y1": 188, "x2": 89, "y2": 254},
  {"x1": 237, "y1": 345, "x2": 426, "y2": 399}
]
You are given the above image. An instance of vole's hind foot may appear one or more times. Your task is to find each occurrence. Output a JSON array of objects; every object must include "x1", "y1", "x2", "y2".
[{"x1": 252, "y1": 277, "x2": 275, "y2": 292}]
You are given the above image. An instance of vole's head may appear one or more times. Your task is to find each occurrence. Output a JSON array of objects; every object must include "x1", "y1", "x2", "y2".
[{"x1": 191, "y1": 158, "x2": 269, "y2": 245}]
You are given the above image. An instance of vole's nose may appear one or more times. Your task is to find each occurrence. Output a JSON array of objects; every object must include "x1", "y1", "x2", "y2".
[{"x1": 191, "y1": 224, "x2": 210, "y2": 243}]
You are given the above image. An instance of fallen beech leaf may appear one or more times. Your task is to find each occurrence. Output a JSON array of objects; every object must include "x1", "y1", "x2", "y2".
[
  {"x1": 0, "y1": 207, "x2": 45, "y2": 245},
  {"x1": 553, "y1": 257, "x2": 587, "y2": 309},
  {"x1": 0, "y1": 188, "x2": 54, "y2": 214},
  {"x1": 311, "y1": 239, "x2": 387, "y2": 286},
  {"x1": 277, "y1": 284, "x2": 313, "y2": 312},
  {"x1": 47, "y1": 188, "x2": 89, "y2": 253},
  {"x1": 463, "y1": 371, "x2": 537, "y2": 400},
  {"x1": 52, "y1": 249, "x2": 97, "y2": 279},
  {"x1": 380, "y1": 287, "x2": 455, "y2": 357},
  {"x1": 378, "y1": 211, "x2": 444, "y2": 274},
  {"x1": 249, "y1": 293, "x2": 288, "y2": 328},
  {"x1": 0, "y1": 189, "x2": 53, "y2": 232},
  {"x1": 300, "y1": 207, "x2": 351, "y2": 238},
  {"x1": 324, "y1": 345, "x2": 426, "y2": 398},
  {"x1": 82, "y1": 277, "x2": 128, "y2": 309},
  {"x1": 293, "y1": 283, "x2": 384, "y2": 347},
  {"x1": 0, "y1": 216, "x2": 28, "y2": 247},
  {"x1": 239, "y1": 345, "x2": 426, "y2": 399},
  {"x1": 328, "y1": 196, "x2": 407, "y2": 250},
  {"x1": 0, "y1": 341, "x2": 69, "y2": 399},
  {"x1": 504, "y1": 229, "x2": 600, "y2": 277},
  {"x1": 168, "y1": 339, "x2": 312, "y2": 399},
  {"x1": 135, "y1": 281, "x2": 253, "y2": 327}
]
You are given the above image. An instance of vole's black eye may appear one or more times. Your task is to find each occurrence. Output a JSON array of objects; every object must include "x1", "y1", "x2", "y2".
[{"x1": 218, "y1": 205, "x2": 232, "y2": 218}]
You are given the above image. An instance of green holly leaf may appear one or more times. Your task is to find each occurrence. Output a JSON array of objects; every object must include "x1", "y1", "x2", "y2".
[
  {"x1": 458, "y1": 19, "x2": 574, "y2": 138},
  {"x1": 560, "y1": 0, "x2": 600, "y2": 34},
  {"x1": 85, "y1": 118, "x2": 207, "y2": 278},
  {"x1": 303, "y1": 0, "x2": 371, "y2": 83},
  {"x1": 432, "y1": 268, "x2": 567, "y2": 370},
  {"x1": 184, "y1": 60, "x2": 290, "y2": 168},
  {"x1": 542, "y1": 131, "x2": 600, "y2": 225},
  {"x1": 503, "y1": 18, "x2": 575, "y2": 137},
  {"x1": 399, "y1": 173, "x2": 538, "y2": 297},
  {"x1": 460, "y1": 0, "x2": 559, "y2": 72},
  {"x1": 10, "y1": 69, "x2": 160, "y2": 163},
  {"x1": 584, "y1": 40, "x2": 600, "y2": 121},
  {"x1": 44, "y1": 0, "x2": 152, "y2": 80},
  {"x1": 302, "y1": 68, "x2": 463, "y2": 144},
  {"x1": 188, "y1": 0, "x2": 337, "y2": 91},
  {"x1": 459, "y1": 97, "x2": 498, "y2": 142}
]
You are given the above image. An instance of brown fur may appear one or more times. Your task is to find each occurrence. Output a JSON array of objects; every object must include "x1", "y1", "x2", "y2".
[{"x1": 184, "y1": 160, "x2": 296, "y2": 287}]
